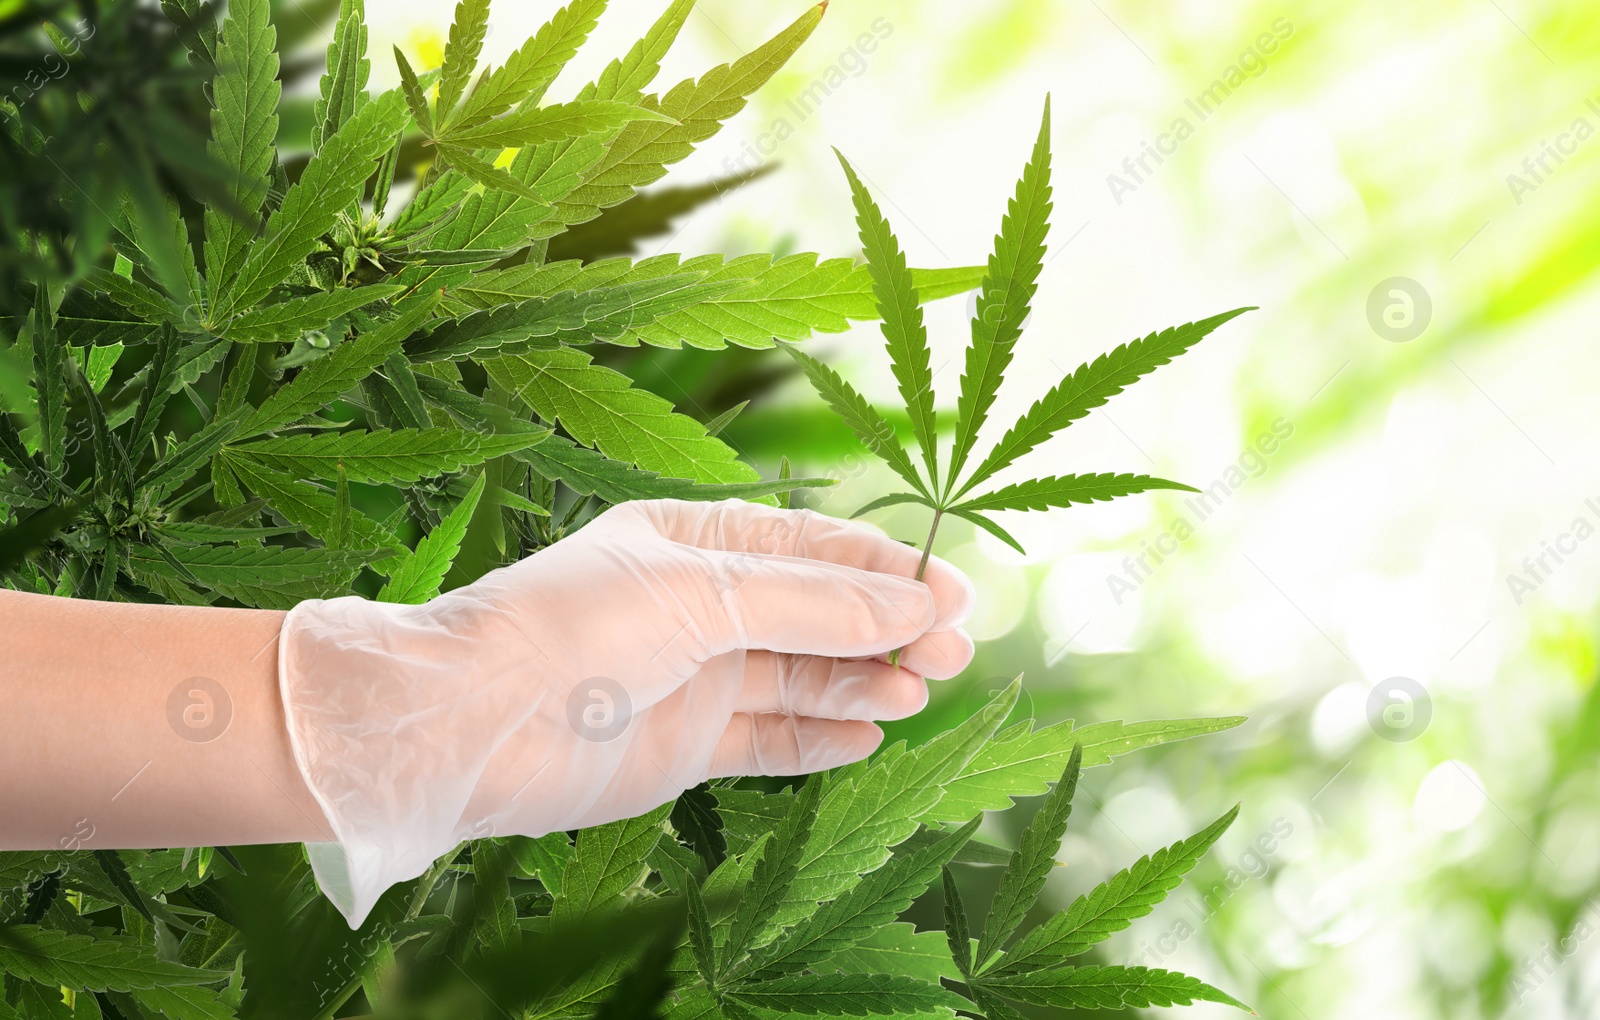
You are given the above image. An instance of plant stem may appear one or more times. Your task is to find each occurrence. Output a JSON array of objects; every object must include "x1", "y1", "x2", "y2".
[
  {"x1": 889, "y1": 509, "x2": 944, "y2": 668},
  {"x1": 913, "y1": 508, "x2": 944, "y2": 585},
  {"x1": 310, "y1": 847, "x2": 461, "y2": 1020},
  {"x1": 313, "y1": 978, "x2": 362, "y2": 1020}
]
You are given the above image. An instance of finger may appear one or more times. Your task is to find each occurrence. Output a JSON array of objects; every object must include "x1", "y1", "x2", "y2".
[
  {"x1": 895, "y1": 628, "x2": 976, "y2": 681},
  {"x1": 642, "y1": 499, "x2": 976, "y2": 630},
  {"x1": 703, "y1": 553, "x2": 936, "y2": 656},
  {"x1": 707, "y1": 713, "x2": 884, "y2": 778},
  {"x1": 736, "y1": 652, "x2": 929, "y2": 721}
]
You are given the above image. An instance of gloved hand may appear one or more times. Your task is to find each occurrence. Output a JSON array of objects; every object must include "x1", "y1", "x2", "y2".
[{"x1": 278, "y1": 498, "x2": 975, "y2": 927}]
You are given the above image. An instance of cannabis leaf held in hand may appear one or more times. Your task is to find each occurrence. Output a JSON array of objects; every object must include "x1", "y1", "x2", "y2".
[{"x1": 785, "y1": 96, "x2": 1255, "y2": 590}]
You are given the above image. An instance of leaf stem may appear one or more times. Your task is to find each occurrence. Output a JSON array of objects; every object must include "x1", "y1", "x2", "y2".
[
  {"x1": 913, "y1": 508, "x2": 944, "y2": 585},
  {"x1": 406, "y1": 848, "x2": 459, "y2": 919},
  {"x1": 310, "y1": 847, "x2": 461, "y2": 1020},
  {"x1": 310, "y1": 963, "x2": 367, "y2": 1020},
  {"x1": 889, "y1": 508, "x2": 943, "y2": 668}
]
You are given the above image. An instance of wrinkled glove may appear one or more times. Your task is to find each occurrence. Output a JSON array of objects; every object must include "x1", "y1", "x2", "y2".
[{"x1": 278, "y1": 498, "x2": 975, "y2": 927}]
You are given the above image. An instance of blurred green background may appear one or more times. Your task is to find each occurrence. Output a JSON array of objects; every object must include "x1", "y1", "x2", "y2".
[{"x1": 377, "y1": 1, "x2": 1599, "y2": 1016}]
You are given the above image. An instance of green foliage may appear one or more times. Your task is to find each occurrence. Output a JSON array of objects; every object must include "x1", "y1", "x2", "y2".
[
  {"x1": 482, "y1": 347, "x2": 762, "y2": 484},
  {"x1": 204, "y1": 0, "x2": 280, "y2": 306},
  {"x1": 0, "y1": 3, "x2": 1251, "y2": 1018},
  {"x1": 975, "y1": 744, "x2": 1082, "y2": 970},
  {"x1": 454, "y1": 0, "x2": 609, "y2": 127},
  {"x1": 437, "y1": 0, "x2": 492, "y2": 119},
  {"x1": 221, "y1": 286, "x2": 402, "y2": 343},
  {"x1": 227, "y1": 428, "x2": 549, "y2": 484},
  {"x1": 835, "y1": 152, "x2": 938, "y2": 484},
  {"x1": 0, "y1": 925, "x2": 225, "y2": 991},
  {"x1": 932, "y1": 714, "x2": 1249, "y2": 819},
  {"x1": 0, "y1": 685, "x2": 1250, "y2": 1016},
  {"x1": 737, "y1": 816, "x2": 981, "y2": 981},
  {"x1": 314, "y1": 0, "x2": 371, "y2": 151},
  {"x1": 941, "y1": 866, "x2": 973, "y2": 978},
  {"x1": 0, "y1": 3, "x2": 244, "y2": 318},
  {"x1": 977, "y1": 965, "x2": 1252, "y2": 1010},
  {"x1": 726, "y1": 972, "x2": 970, "y2": 1016},
  {"x1": 719, "y1": 777, "x2": 824, "y2": 978},
  {"x1": 376, "y1": 471, "x2": 488, "y2": 603},
  {"x1": 449, "y1": 254, "x2": 984, "y2": 350},
  {"x1": 216, "y1": 88, "x2": 411, "y2": 317},
  {"x1": 990, "y1": 805, "x2": 1241, "y2": 975},
  {"x1": 787, "y1": 97, "x2": 1255, "y2": 567}
]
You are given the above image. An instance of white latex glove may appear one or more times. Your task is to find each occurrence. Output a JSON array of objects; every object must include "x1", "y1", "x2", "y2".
[{"x1": 278, "y1": 498, "x2": 975, "y2": 927}]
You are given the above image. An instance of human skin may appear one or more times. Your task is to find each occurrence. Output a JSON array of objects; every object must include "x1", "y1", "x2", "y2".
[{"x1": 0, "y1": 591, "x2": 332, "y2": 850}]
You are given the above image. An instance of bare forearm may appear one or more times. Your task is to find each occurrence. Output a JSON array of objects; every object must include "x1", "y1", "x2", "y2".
[{"x1": 0, "y1": 590, "x2": 331, "y2": 849}]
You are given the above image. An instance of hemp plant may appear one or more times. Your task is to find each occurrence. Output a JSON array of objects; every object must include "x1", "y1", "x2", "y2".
[
  {"x1": 785, "y1": 99, "x2": 1254, "y2": 601},
  {"x1": 0, "y1": 1, "x2": 1258, "y2": 1017}
]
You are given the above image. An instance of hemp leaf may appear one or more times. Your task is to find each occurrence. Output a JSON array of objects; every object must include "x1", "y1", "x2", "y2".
[{"x1": 787, "y1": 97, "x2": 1255, "y2": 572}]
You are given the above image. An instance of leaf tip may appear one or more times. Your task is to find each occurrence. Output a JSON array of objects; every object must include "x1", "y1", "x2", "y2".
[{"x1": 980, "y1": 676, "x2": 1024, "y2": 725}]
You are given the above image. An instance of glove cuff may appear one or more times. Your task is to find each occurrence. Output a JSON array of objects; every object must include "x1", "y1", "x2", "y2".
[{"x1": 278, "y1": 595, "x2": 485, "y2": 928}]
